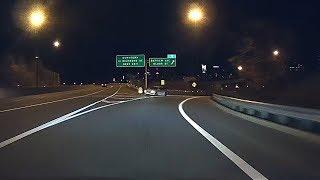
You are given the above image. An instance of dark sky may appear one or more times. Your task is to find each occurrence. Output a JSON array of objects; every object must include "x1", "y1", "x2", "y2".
[{"x1": 0, "y1": 0, "x2": 319, "y2": 82}]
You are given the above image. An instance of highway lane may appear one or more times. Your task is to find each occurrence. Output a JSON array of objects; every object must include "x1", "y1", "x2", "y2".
[
  {"x1": 0, "y1": 84, "x2": 130, "y2": 142},
  {"x1": 0, "y1": 94, "x2": 319, "y2": 179},
  {"x1": 182, "y1": 97, "x2": 320, "y2": 179},
  {"x1": 0, "y1": 96, "x2": 249, "y2": 179}
]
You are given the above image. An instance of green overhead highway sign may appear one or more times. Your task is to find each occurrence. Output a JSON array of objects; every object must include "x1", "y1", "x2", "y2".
[
  {"x1": 149, "y1": 58, "x2": 176, "y2": 67},
  {"x1": 167, "y1": 54, "x2": 177, "y2": 59},
  {"x1": 116, "y1": 54, "x2": 145, "y2": 67}
]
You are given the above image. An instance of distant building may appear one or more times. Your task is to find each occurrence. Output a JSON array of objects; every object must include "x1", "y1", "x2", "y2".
[
  {"x1": 289, "y1": 63, "x2": 304, "y2": 72},
  {"x1": 211, "y1": 65, "x2": 229, "y2": 80}
]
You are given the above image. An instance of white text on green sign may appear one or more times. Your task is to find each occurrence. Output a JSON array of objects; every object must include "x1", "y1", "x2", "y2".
[
  {"x1": 149, "y1": 58, "x2": 176, "y2": 67},
  {"x1": 116, "y1": 55, "x2": 145, "y2": 67}
]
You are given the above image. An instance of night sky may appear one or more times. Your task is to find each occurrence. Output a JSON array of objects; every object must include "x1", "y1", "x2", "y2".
[{"x1": 0, "y1": 0, "x2": 319, "y2": 83}]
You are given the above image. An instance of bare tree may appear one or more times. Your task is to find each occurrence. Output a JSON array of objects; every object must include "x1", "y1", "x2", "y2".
[{"x1": 228, "y1": 37, "x2": 286, "y2": 89}]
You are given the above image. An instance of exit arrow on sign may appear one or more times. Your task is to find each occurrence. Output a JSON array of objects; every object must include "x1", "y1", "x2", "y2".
[{"x1": 149, "y1": 58, "x2": 176, "y2": 67}]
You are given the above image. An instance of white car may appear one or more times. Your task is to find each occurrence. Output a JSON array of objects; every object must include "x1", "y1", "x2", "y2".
[
  {"x1": 144, "y1": 88, "x2": 167, "y2": 96},
  {"x1": 156, "y1": 90, "x2": 167, "y2": 96},
  {"x1": 144, "y1": 89, "x2": 157, "y2": 96}
]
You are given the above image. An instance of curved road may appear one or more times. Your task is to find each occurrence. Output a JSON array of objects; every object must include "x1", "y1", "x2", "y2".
[{"x1": 0, "y1": 84, "x2": 319, "y2": 179}]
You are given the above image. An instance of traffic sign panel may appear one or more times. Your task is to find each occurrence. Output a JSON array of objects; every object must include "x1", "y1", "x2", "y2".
[
  {"x1": 167, "y1": 54, "x2": 177, "y2": 59},
  {"x1": 116, "y1": 55, "x2": 145, "y2": 67},
  {"x1": 149, "y1": 58, "x2": 176, "y2": 67},
  {"x1": 161, "y1": 80, "x2": 165, "y2": 86}
]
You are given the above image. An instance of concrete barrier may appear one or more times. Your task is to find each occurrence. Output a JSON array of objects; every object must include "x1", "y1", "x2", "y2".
[{"x1": 212, "y1": 94, "x2": 320, "y2": 134}]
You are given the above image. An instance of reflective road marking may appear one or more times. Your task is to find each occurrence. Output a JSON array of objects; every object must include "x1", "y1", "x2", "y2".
[{"x1": 178, "y1": 97, "x2": 268, "y2": 180}]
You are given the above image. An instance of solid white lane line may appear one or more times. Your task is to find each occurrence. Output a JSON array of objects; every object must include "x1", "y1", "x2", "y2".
[
  {"x1": 166, "y1": 95, "x2": 192, "y2": 97},
  {"x1": 110, "y1": 97, "x2": 135, "y2": 100},
  {"x1": 113, "y1": 95, "x2": 138, "y2": 97},
  {"x1": 102, "y1": 100, "x2": 125, "y2": 103},
  {"x1": 0, "y1": 89, "x2": 106, "y2": 113},
  {"x1": 178, "y1": 97, "x2": 267, "y2": 180},
  {"x1": 0, "y1": 86, "x2": 122, "y2": 149}
]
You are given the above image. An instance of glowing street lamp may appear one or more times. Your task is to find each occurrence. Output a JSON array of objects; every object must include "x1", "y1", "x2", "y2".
[
  {"x1": 186, "y1": 2, "x2": 206, "y2": 27},
  {"x1": 237, "y1": 65, "x2": 243, "y2": 71},
  {"x1": 53, "y1": 40, "x2": 61, "y2": 48},
  {"x1": 188, "y1": 7, "x2": 204, "y2": 23},
  {"x1": 20, "y1": 4, "x2": 48, "y2": 87},
  {"x1": 28, "y1": 8, "x2": 46, "y2": 29},
  {"x1": 273, "y1": 50, "x2": 280, "y2": 56}
]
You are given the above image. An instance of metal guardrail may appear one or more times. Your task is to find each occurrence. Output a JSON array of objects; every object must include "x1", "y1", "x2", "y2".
[{"x1": 212, "y1": 94, "x2": 320, "y2": 134}]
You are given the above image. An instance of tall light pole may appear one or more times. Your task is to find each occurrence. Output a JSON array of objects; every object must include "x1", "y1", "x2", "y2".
[
  {"x1": 52, "y1": 40, "x2": 61, "y2": 86},
  {"x1": 187, "y1": 4, "x2": 205, "y2": 75},
  {"x1": 27, "y1": 6, "x2": 47, "y2": 87},
  {"x1": 35, "y1": 56, "x2": 39, "y2": 87},
  {"x1": 145, "y1": 61, "x2": 148, "y2": 90}
]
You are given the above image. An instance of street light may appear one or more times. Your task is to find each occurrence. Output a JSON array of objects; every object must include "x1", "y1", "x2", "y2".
[
  {"x1": 27, "y1": 6, "x2": 47, "y2": 31},
  {"x1": 188, "y1": 6, "x2": 204, "y2": 23},
  {"x1": 273, "y1": 50, "x2": 280, "y2": 56},
  {"x1": 18, "y1": 4, "x2": 48, "y2": 87},
  {"x1": 15, "y1": 2, "x2": 49, "y2": 33},
  {"x1": 53, "y1": 40, "x2": 61, "y2": 48},
  {"x1": 237, "y1": 65, "x2": 243, "y2": 71},
  {"x1": 187, "y1": 3, "x2": 205, "y2": 27},
  {"x1": 29, "y1": 9, "x2": 45, "y2": 28}
]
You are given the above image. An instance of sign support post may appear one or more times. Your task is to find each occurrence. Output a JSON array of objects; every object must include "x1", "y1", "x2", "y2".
[{"x1": 145, "y1": 60, "x2": 148, "y2": 90}]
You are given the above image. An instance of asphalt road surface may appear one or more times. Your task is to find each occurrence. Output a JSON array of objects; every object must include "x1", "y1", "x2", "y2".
[{"x1": 0, "y1": 84, "x2": 319, "y2": 179}]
